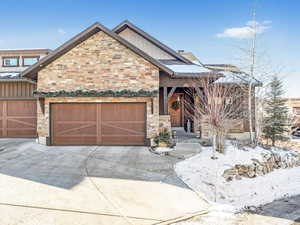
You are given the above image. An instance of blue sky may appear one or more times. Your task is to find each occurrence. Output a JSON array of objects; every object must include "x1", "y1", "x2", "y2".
[{"x1": 0, "y1": 0, "x2": 298, "y2": 97}]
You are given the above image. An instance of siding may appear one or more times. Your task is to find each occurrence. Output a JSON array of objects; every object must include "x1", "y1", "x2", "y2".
[
  {"x1": 0, "y1": 82, "x2": 36, "y2": 98},
  {"x1": 119, "y1": 28, "x2": 175, "y2": 60}
]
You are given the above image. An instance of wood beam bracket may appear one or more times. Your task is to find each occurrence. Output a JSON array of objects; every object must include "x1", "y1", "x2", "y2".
[{"x1": 168, "y1": 87, "x2": 177, "y2": 99}]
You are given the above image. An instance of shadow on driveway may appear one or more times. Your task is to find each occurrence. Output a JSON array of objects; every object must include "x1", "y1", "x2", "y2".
[{"x1": 0, "y1": 138, "x2": 185, "y2": 189}]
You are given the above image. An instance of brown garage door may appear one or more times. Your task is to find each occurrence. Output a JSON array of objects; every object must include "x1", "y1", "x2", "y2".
[
  {"x1": 51, "y1": 103, "x2": 146, "y2": 145},
  {"x1": 0, "y1": 100, "x2": 37, "y2": 137}
]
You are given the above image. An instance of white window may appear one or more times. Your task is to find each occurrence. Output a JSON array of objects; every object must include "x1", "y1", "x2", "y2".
[
  {"x1": 3, "y1": 57, "x2": 19, "y2": 67},
  {"x1": 22, "y1": 56, "x2": 39, "y2": 66},
  {"x1": 294, "y1": 107, "x2": 300, "y2": 115}
]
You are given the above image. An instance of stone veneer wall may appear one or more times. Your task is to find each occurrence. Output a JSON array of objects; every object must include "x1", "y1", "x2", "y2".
[
  {"x1": 159, "y1": 115, "x2": 171, "y2": 134},
  {"x1": 37, "y1": 31, "x2": 159, "y2": 92},
  {"x1": 36, "y1": 30, "x2": 160, "y2": 144}
]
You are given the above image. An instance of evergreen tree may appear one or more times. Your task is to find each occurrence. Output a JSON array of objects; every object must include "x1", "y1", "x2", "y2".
[{"x1": 262, "y1": 76, "x2": 289, "y2": 146}]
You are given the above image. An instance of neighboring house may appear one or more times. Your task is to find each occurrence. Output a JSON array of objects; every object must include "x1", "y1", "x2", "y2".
[
  {"x1": 0, "y1": 49, "x2": 50, "y2": 137},
  {"x1": 205, "y1": 64, "x2": 242, "y2": 73},
  {"x1": 177, "y1": 50, "x2": 202, "y2": 65},
  {"x1": 1, "y1": 20, "x2": 258, "y2": 146},
  {"x1": 285, "y1": 98, "x2": 300, "y2": 129}
]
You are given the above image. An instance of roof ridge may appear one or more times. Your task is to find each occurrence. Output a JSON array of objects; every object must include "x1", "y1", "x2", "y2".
[
  {"x1": 22, "y1": 21, "x2": 173, "y2": 79},
  {"x1": 113, "y1": 20, "x2": 193, "y2": 65}
]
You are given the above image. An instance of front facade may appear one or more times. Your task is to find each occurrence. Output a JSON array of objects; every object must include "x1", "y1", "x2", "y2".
[
  {"x1": 1, "y1": 21, "x2": 257, "y2": 145},
  {"x1": 35, "y1": 30, "x2": 160, "y2": 145}
]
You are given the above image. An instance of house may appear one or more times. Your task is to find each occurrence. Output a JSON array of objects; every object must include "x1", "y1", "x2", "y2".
[
  {"x1": 1, "y1": 21, "x2": 257, "y2": 146},
  {"x1": 0, "y1": 49, "x2": 50, "y2": 137},
  {"x1": 285, "y1": 98, "x2": 300, "y2": 130}
]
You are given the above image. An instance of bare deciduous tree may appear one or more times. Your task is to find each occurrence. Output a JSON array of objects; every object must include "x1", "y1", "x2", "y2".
[{"x1": 184, "y1": 78, "x2": 244, "y2": 153}]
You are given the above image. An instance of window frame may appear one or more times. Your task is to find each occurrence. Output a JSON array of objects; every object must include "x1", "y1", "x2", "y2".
[
  {"x1": 2, "y1": 56, "x2": 20, "y2": 67},
  {"x1": 294, "y1": 107, "x2": 300, "y2": 115},
  {"x1": 22, "y1": 56, "x2": 40, "y2": 67}
]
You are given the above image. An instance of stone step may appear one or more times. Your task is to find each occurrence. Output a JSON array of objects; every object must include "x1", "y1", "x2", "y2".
[{"x1": 169, "y1": 143, "x2": 201, "y2": 159}]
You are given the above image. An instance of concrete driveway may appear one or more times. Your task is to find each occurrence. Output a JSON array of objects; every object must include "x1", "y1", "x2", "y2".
[{"x1": 0, "y1": 139, "x2": 207, "y2": 225}]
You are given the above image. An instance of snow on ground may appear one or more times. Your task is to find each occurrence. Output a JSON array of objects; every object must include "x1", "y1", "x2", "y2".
[{"x1": 175, "y1": 142, "x2": 300, "y2": 210}]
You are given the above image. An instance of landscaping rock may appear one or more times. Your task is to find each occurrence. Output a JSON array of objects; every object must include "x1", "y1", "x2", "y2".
[{"x1": 223, "y1": 150, "x2": 300, "y2": 181}]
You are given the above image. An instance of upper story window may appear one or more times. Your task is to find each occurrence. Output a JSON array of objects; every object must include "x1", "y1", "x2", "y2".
[
  {"x1": 2, "y1": 57, "x2": 19, "y2": 67},
  {"x1": 22, "y1": 56, "x2": 39, "y2": 66},
  {"x1": 294, "y1": 107, "x2": 300, "y2": 115}
]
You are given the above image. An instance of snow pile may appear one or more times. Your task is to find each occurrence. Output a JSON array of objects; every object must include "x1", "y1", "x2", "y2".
[
  {"x1": 154, "y1": 147, "x2": 174, "y2": 153},
  {"x1": 0, "y1": 72, "x2": 20, "y2": 79},
  {"x1": 174, "y1": 203, "x2": 240, "y2": 225},
  {"x1": 175, "y1": 142, "x2": 300, "y2": 210}
]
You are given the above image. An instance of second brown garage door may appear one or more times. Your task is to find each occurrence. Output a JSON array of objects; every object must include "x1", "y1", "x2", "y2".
[
  {"x1": 0, "y1": 100, "x2": 37, "y2": 137},
  {"x1": 51, "y1": 103, "x2": 146, "y2": 146}
]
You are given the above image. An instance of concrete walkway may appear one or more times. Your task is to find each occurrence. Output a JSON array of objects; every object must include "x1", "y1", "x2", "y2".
[{"x1": 0, "y1": 139, "x2": 208, "y2": 225}]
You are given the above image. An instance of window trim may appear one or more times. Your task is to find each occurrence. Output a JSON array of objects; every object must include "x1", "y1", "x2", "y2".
[
  {"x1": 2, "y1": 56, "x2": 19, "y2": 67},
  {"x1": 294, "y1": 107, "x2": 300, "y2": 115},
  {"x1": 22, "y1": 56, "x2": 40, "y2": 67}
]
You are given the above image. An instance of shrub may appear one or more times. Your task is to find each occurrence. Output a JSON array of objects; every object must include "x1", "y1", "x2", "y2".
[{"x1": 154, "y1": 129, "x2": 171, "y2": 146}]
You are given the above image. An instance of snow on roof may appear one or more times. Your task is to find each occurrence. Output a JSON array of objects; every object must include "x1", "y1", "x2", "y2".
[
  {"x1": 0, "y1": 72, "x2": 21, "y2": 79},
  {"x1": 191, "y1": 60, "x2": 202, "y2": 66},
  {"x1": 215, "y1": 71, "x2": 261, "y2": 85},
  {"x1": 164, "y1": 64, "x2": 212, "y2": 74}
]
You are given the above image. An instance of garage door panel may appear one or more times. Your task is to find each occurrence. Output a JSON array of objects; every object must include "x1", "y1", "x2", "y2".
[
  {"x1": 52, "y1": 104, "x2": 97, "y2": 145},
  {"x1": 101, "y1": 122, "x2": 145, "y2": 135},
  {"x1": 53, "y1": 104, "x2": 97, "y2": 121},
  {"x1": 7, "y1": 118, "x2": 36, "y2": 129},
  {"x1": 53, "y1": 136, "x2": 97, "y2": 145},
  {"x1": 7, "y1": 129, "x2": 37, "y2": 137},
  {"x1": 0, "y1": 100, "x2": 37, "y2": 138},
  {"x1": 101, "y1": 103, "x2": 145, "y2": 121},
  {"x1": 55, "y1": 125, "x2": 97, "y2": 136},
  {"x1": 102, "y1": 136, "x2": 145, "y2": 146},
  {"x1": 52, "y1": 103, "x2": 146, "y2": 145},
  {"x1": 7, "y1": 101, "x2": 36, "y2": 116}
]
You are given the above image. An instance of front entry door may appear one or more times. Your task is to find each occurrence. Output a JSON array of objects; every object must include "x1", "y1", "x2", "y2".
[{"x1": 168, "y1": 94, "x2": 182, "y2": 127}]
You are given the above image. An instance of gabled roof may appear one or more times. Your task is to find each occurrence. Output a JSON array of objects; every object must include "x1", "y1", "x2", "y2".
[
  {"x1": 214, "y1": 71, "x2": 262, "y2": 86},
  {"x1": 205, "y1": 64, "x2": 242, "y2": 73},
  {"x1": 205, "y1": 63, "x2": 262, "y2": 86},
  {"x1": 22, "y1": 22, "x2": 174, "y2": 79},
  {"x1": 178, "y1": 51, "x2": 203, "y2": 66},
  {"x1": 113, "y1": 20, "x2": 193, "y2": 65}
]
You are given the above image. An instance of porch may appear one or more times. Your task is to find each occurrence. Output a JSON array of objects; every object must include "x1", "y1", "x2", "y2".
[
  {"x1": 157, "y1": 73, "x2": 253, "y2": 140},
  {"x1": 159, "y1": 87, "x2": 200, "y2": 132},
  {"x1": 158, "y1": 84, "x2": 203, "y2": 136}
]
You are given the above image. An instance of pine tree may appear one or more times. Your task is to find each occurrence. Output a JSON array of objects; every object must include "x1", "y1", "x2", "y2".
[{"x1": 262, "y1": 76, "x2": 289, "y2": 146}]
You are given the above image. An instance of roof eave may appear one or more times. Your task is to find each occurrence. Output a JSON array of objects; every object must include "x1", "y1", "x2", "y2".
[
  {"x1": 0, "y1": 78, "x2": 36, "y2": 84},
  {"x1": 171, "y1": 72, "x2": 223, "y2": 79}
]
